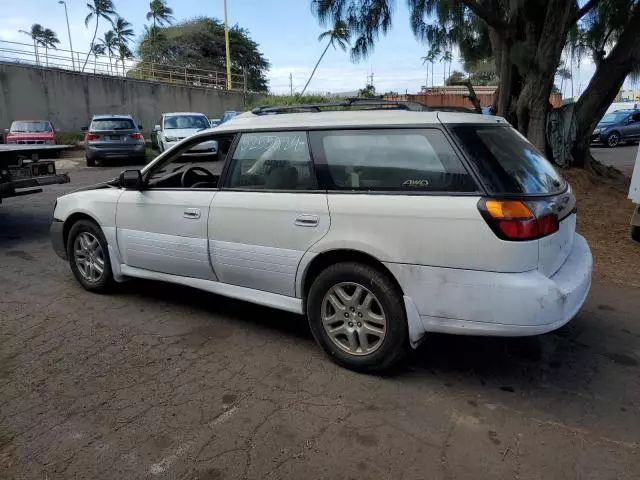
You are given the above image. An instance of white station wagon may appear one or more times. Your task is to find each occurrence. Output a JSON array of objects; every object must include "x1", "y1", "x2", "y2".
[{"x1": 51, "y1": 100, "x2": 592, "y2": 371}]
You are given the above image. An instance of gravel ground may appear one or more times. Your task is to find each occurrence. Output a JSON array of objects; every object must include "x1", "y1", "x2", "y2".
[{"x1": 0, "y1": 163, "x2": 639, "y2": 480}]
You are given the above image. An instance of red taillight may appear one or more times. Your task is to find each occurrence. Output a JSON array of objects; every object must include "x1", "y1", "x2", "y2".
[
  {"x1": 85, "y1": 133, "x2": 98, "y2": 141},
  {"x1": 479, "y1": 199, "x2": 559, "y2": 241},
  {"x1": 129, "y1": 133, "x2": 143, "y2": 139}
]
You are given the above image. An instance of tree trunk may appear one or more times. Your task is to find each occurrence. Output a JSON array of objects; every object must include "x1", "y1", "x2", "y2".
[
  {"x1": 82, "y1": 18, "x2": 100, "y2": 72},
  {"x1": 571, "y1": 4, "x2": 640, "y2": 167},
  {"x1": 301, "y1": 41, "x2": 331, "y2": 95}
]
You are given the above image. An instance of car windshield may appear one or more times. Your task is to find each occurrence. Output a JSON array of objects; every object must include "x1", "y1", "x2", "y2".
[
  {"x1": 600, "y1": 112, "x2": 630, "y2": 123},
  {"x1": 451, "y1": 125, "x2": 565, "y2": 195},
  {"x1": 10, "y1": 121, "x2": 52, "y2": 133},
  {"x1": 164, "y1": 115, "x2": 209, "y2": 130},
  {"x1": 91, "y1": 118, "x2": 135, "y2": 130}
]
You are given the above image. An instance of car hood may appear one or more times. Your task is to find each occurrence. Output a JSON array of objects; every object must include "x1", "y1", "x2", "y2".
[
  {"x1": 596, "y1": 121, "x2": 616, "y2": 128},
  {"x1": 163, "y1": 128, "x2": 204, "y2": 140}
]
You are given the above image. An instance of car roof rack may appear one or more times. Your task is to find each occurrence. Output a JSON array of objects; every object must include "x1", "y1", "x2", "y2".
[{"x1": 251, "y1": 97, "x2": 432, "y2": 115}]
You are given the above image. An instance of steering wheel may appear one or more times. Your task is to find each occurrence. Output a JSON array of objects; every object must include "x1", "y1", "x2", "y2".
[{"x1": 181, "y1": 166, "x2": 216, "y2": 188}]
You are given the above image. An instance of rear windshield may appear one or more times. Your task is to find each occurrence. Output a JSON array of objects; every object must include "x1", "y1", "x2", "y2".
[
  {"x1": 450, "y1": 125, "x2": 565, "y2": 195},
  {"x1": 10, "y1": 121, "x2": 52, "y2": 132},
  {"x1": 90, "y1": 118, "x2": 135, "y2": 130}
]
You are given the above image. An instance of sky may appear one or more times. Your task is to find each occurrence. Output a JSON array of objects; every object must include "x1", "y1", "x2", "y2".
[{"x1": 0, "y1": 0, "x2": 604, "y2": 97}]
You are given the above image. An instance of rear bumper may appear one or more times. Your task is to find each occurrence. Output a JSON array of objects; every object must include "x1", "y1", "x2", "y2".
[
  {"x1": 86, "y1": 144, "x2": 144, "y2": 158},
  {"x1": 50, "y1": 219, "x2": 67, "y2": 260},
  {"x1": 385, "y1": 234, "x2": 593, "y2": 337}
]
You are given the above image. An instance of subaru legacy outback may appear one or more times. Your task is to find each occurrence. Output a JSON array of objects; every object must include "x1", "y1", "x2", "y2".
[{"x1": 51, "y1": 100, "x2": 592, "y2": 372}]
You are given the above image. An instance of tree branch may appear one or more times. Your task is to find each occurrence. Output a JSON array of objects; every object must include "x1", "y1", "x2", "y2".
[
  {"x1": 571, "y1": 0, "x2": 600, "y2": 25},
  {"x1": 459, "y1": 0, "x2": 508, "y2": 32}
]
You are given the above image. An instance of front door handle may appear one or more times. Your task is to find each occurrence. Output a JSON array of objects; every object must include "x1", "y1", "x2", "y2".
[
  {"x1": 295, "y1": 214, "x2": 319, "y2": 227},
  {"x1": 183, "y1": 208, "x2": 201, "y2": 219}
]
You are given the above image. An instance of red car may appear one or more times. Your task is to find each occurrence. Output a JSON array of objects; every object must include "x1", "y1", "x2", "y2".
[{"x1": 4, "y1": 120, "x2": 56, "y2": 145}]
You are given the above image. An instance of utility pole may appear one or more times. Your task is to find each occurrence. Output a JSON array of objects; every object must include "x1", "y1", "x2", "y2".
[
  {"x1": 289, "y1": 73, "x2": 293, "y2": 96},
  {"x1": 58, "y1": 1, "x2": 75, "y2": 70},
  {"x1": 223, "y1": 0, "x2": 232, "y2": 90}
]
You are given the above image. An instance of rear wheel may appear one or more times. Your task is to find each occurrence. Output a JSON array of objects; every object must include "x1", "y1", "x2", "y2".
[
  {"x1": 605, "y1": 131, "x2": 620, "y2": 148},
  {"x1": 85, "y1": 156, "x2": 96, "y2": 167},
  {"x1": 631, "y1": 225, "x2": 640, "y2": 243},
  {"x1": 306, "y1": 262, "x2": 407, "y2": 372},
  {"x1": 66, "y1": 219, "x2": 113, "y2": 293}
]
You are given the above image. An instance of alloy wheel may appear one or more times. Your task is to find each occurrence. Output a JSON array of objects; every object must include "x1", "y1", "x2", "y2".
[
  {"x1": 321, "y1": 282, "x2": 387, "y2": 356},
  {"x1": 74, "y1": 232, "x2": 105, "y2": 283}
]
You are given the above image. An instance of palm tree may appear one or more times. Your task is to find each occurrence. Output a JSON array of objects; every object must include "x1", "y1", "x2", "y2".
[
  {"x1": 442, "y1": 50, "x2": 453, "y2": 85},
  {"x1": 40, "y1": 29, "x2": 60, "y2": 68},
  {"x1": 117, "y1": 43, "x2": 133, "y2": 76},
  {"x1": 301, "y1": 20, "x2": 350, "y2": 95},
  {"x1": 97, "y1": 31, "x2": 117, "y2": 74},
  {"x1": 82, "y1": 0, "x2": 117, "y2": 72},
  {"x1": 19, "y1": 24, "x2": 45, "y2": 65},
  {"x1": 91, "y1": 44, "x2": 106, "y2": 73},
  {"x1": 113, "y1": 17, "x2": 135, "y2": 49},
  {"x1": 146, "y1": 0, "x2": 174, "y2": 75},
  {"x1": 421, "y1": 47, "x2": 440, "y2": 88}
]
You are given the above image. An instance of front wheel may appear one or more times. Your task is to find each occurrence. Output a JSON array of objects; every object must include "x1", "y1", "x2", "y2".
[
  {"x1": 306, "y1": 262, "x2": 407, "y2": 372},
  {"x1": 66, "y1": 219, "x2": 113, "y2": 293},
  {"x1": 605, "y1": 131, "x2": 620, "y2": 148},
  {"x1": 631, "y1": 225, "x2": 640, "y2": 243}
]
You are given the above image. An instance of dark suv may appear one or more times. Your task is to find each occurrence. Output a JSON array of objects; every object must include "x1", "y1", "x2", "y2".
[
  {"x1": 82, "y1": 115, "x2": 145, "y2": 166},
  {"x1": 591, "y1": 109, "x2": 640, "y2": 148}
]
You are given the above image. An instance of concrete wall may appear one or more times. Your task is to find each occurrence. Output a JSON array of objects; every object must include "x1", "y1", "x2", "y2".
[{"x1": 0, "y1": 63, "x2": 259, "y2": 133}]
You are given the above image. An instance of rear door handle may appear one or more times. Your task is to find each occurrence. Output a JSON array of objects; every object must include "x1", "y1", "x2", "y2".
[
  {"x1": 183, "y1": 208, "x2": 201, "y2": 219},
  {"x1": 295, "y1": 214, "x2": 319, "y2": 227}
]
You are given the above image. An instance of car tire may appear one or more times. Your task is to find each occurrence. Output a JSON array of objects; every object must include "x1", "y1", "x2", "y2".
[
  {"x1": 85, "y1": 156, "x2": 96, "y2": 167},
  {"x1": 605, "y1": 131, "x2": 620, "y2": 148},
  {"x1": 66, "y1": 219, "x2": 113, "y2": 293},
  {"x1": 631, "y1": 225, "x2": 640, "y2": 243},
  {"x1": 306, "y1": 262, "x2": 407, "y2": 372}
]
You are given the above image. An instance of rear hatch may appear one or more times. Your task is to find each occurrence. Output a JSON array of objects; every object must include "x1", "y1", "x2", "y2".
[
  {"x1": 448, "y1": 124, "x2": 576, "y2": 277},
  {"x1": 88, "y1": 118, "x2": 138, "y2": 147}
]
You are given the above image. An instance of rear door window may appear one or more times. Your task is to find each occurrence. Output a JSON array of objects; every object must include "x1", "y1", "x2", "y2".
[
  {"x1": 310, "y1": 129, "x2": 477, "y2": 192},
  {"x1": 10, "y1": 121, "x2": 52, "y2": 132},
  {"x1": 90, "y1": 118, "x2": 135, "y2": 130},
  {"x1": 450, "y1": 125, "x2": 565, "y2": 195}
]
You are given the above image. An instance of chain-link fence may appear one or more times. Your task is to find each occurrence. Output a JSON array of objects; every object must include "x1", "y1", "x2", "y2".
[{"x1": 0, "y1": 39, "x2": 247, "y2": 91}]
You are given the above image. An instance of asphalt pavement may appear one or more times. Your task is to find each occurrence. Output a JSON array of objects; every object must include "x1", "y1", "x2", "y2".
[
  {"x1": 1, "y1": 162, "x2": 639, "y2": 479},
  {"x1": 592, "y1": 144, "x2": 638, "y2": 175}
]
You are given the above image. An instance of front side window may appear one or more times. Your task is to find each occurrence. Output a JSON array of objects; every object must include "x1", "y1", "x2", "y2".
[
  {"x1": 90, "y1": 118, "x2": 135, "y2": 130},
  {"x1": 163, "y1": 115, "x2": 210, "y2": 130},
  {"x1": 312, "y1": 129, "x2": 477, "y2": 192},
  {"x1": 226, "y1": 132, "x2": 317, "y2": 190},
  {"x1": 10, "y1": 121, "x2": 52, "y2": 133}
]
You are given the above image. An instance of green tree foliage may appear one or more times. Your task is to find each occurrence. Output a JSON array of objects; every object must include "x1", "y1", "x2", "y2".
[
  {"x1": 358, "y1": 83, "x2": 376, "y2": 98},
  {"x1": 301, "y1": 20, "x2": 350, "y2": 95},
  {"x1": 136, "y1": 17, "x2": 269, "y2": 91},
  {"x1": 311, "y1": 0, "x2": 640, "y2": 167},
  {"x1": 19, "y1": 24, "x2": 45, "y2": 65},
  {"x1": 445, "y1": 70, "x2": 467, "y2": 86},
  {"x1": 421, "y1": 47, "x2": 440, "y2": 87},
  {"x1": 82, "y1": 0, "x2": 117, "y2": 72}
]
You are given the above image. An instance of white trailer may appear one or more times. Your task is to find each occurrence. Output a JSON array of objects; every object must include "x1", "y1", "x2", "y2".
[{"x1": 630, "y1": 145, "x2": 640, "y2": 241}]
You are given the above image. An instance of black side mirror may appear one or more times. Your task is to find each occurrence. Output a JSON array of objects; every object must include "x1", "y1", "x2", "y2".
[
  {"x1": 81, "y1": 126, "x2": 88, "y2": 131},
  {"x1": 138, "y1": 124, "x2": 143, "y2": 130},
  {"x1": 119, "y1": 169, "x2": 143, "y2": 190}
]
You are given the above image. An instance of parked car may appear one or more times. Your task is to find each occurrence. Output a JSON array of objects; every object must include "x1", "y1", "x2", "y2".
[
  {"x1": 82, "y1": 115, "x2": 145, "y2": 167},
  {"x1": 629, "y1": 145, "x2": 640, "y2": 242},
  {"x1": 591, "y1": 109, "x2": 640, "y2": 147},
  {"x1": 209, "y1": 118, "x2": 221, "y2": 128},
  {"x1": 5, "y1": 120, "x2": 56, "y2": 145},
  {"x1": 153, "y1": 112, "x2": 214, "y2": 153},
  {"x1": 221, "y1": 110, "x2": 240, "y2": 123},
  {"x1": 51, "y1": 100, "x2": 592, "y2": 372}
]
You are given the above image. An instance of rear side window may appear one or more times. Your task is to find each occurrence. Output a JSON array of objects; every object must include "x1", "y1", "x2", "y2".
[
  {"x1": 90, "y1": 118, "x2": 135, "y2": 130},
  {"x1": 312, "y1": 129, "x2": 477, "y2": 192},
  {"x1": 226, "y1": 132, "x2": 317, "y2": 190},
  {"x1": 450, "y1": 125, "x2": 565, "y2": 195}
]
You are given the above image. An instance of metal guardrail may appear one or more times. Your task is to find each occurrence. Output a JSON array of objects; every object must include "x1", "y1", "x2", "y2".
[{"x1": 0, "y1": 39, "x2": 247, "y2": 91}]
